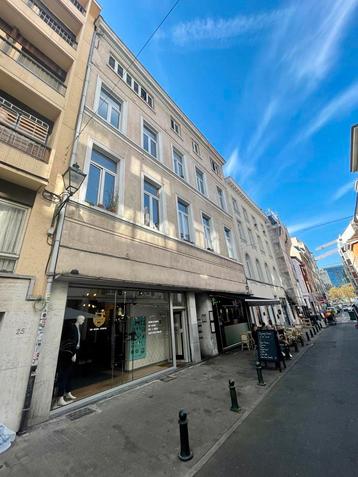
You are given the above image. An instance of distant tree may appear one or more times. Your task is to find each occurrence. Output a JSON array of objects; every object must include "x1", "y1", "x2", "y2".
[{"x1": 328, "y1": 284, "x2": 356, "y2": 301}]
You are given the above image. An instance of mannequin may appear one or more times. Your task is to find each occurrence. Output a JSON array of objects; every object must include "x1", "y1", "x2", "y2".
[{"x1": 57, "y1": 315, "x2": 85, "y2": 406}]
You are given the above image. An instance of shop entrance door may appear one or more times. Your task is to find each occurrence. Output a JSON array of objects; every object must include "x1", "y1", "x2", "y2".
[{"x1": 174, "y1": 311, "x2": 185, "y2": 360}]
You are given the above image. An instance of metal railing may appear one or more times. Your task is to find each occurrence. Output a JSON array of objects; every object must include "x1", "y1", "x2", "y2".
[
  {"x1": 0, "y1": 36, "x2": 67, "y2": 95},
  {"x1": 0, "y1": 123, "x2": 50, "y2": 163},
  {"x1": 68, "y1": 0, "x2": 86, "y2": 15},
  {"x1": 24, "y1": 0, "x2": 77, "y2": 48}
]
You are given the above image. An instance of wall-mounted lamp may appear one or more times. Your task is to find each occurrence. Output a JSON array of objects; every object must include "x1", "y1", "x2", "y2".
[{"x1": 42, "y1": 163, "x2": 86, "y2": 204}]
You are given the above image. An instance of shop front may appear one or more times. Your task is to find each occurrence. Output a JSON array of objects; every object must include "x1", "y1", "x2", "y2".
[{"x1": 52, "y1": 286, "x2": 190, "y2": 408}]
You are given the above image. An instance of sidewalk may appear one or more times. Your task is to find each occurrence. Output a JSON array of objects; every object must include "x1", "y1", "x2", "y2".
[{"x1": 0, "y1": 334, "x2": 319, "y2": 477}]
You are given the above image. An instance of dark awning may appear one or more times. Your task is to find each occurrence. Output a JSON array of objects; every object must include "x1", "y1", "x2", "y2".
[{"x1": 245, "y1": 298, "x2": 281, "y2": 306}]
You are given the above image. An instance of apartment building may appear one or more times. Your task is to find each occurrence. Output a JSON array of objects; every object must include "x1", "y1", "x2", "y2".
[
  {"x1": 338, "y1": 222, "x2": 358, "y2": 292},
  {"x1": 290, "y1": 237, "x2": 325, "y2": 314},
  {"x1": 0, "y1": 0, "x2": 100, "y2": 431},
  {"x1": 225, "y1": 178, "x2": 295, "y2": 329},
  {"x1": 28, "y1": 16, "x2": 248, "y2": 425},
  {"x1": 267, "y1": 212, "x2": 305, "y2": 320}
]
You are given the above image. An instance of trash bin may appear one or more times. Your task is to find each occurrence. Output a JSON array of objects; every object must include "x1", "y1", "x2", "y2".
[{"x1": 348, "y1": 311, "x2": 356, "y2": 321}]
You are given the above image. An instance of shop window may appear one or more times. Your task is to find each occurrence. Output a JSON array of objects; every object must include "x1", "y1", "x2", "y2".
[
  {"x1": 0, "y1": 199, "x2": 29, "y2": 272},
  {"x1": 85, "y1": 148, "x2": 118, "y2": 212}
]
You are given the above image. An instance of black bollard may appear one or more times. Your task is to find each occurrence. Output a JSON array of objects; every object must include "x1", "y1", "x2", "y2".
[
  {"x1": 299, "y1": 336, "x2": 305, "y2": 347},
  {"x1": 178, "y1": 409, "x2": 193, "y2": 461},
  {"x1": 229, "y1": 380, "x2": 240, "y2": 412},
  {"x1": 256, "y1": 362, "x2": 266, "y2": 386},
  {"x1": 294, "y1": 340, "x2": 299, "y2": 352},
  {"x1": 313, "y1": 327, "x2": 317, "y2": 335},
  {"x1": 310, "y1": 329, "x2": 314, "y2": 338},
  {"x1": 306, "y1": 331, "x2": 310, "y2": 342}
]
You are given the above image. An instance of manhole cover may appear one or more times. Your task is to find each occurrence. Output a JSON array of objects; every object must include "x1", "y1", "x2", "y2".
[{"x1": 67, "y1": 407, "x2": 96, "y2": 421}]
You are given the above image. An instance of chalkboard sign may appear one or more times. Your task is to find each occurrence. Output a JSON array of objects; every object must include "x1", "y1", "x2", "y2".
[{"x1": 257, "y1": 330, "x2": 281, "y2": 363}]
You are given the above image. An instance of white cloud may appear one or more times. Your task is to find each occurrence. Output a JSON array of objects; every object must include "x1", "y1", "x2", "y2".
[
  {"x1": 171, "y1": 10, "x2": 286, "y2": 46},
  {"x1": 332, "y1": 180, "x2": 355, "y2": 201},
  {"x1": 224, "y1": 147, "x2": 255, "y2": 183},
  {"x1": 287, "y1": 216, "x2": 330, "y2": 234}
]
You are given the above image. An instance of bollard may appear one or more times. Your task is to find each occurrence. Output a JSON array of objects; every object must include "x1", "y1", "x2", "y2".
[
  {"x1": 229, "y1": 379, "x2": 240, "y2": 412},
  {"x1": 310, "y1": 329, "x2": 314, "y2": 338},
  {"x1": 256, "y1": 362, "x2": 266, "y2": 386},
  {"x1": 178, "y1": 409, "x2": 193, "y2": 461},
  {"x1": 294, "y1": 341, "x2": 299, "y2": 352},
  {"x1": 306, "y1": 331, "x2": 310, "y2": 342},
  {"x1": 313, "y1": 327, "x2": 317, "y2": 335},
  {"x1": 299, "y1": 336, "x2": 305, "y2": 347}
]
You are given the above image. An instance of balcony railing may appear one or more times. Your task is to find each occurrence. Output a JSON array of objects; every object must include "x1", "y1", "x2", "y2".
[
  {"x1": 0, "y1": 36, "x2": 67, "y2": 96},
  {"x1": 0, "y1": 95, "x2": 51, "y2": 162},
  {"x1": 69, "y1": 0, "x2": 86, "y2": 15},
  {"x1": 24, "y1": 0, "x2": 77, "y2": 48}
]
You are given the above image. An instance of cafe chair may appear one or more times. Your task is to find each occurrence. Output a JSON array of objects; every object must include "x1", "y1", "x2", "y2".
[{"x1": 240, "y1": 333, "x2": 251, "y2": 351}]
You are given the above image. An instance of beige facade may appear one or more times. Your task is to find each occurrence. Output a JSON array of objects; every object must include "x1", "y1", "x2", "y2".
[
  {"x1": 0, "y1": 0, "x2": 100, "y2": 430},
  {"x1": 225, "y1": 178, "x2": 295, "y2": 327}
]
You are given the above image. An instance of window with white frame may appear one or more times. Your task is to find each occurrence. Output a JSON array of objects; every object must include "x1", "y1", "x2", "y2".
[
  {"x1": 242, "y1": 207, "x2": 249, "y2": 221},
  {"x1": 0, "y1": 199, "x2": 28, "y2": 272},
  {"x1": 202, "y1": 214, "x2": 213, "y2": 250},
  {"x1": 196, "y1": 168, "x2": 205, "y2": 195},
  {"x1": 177, "y1": 199, "x2": 191, "y2": 242},
  {"x1": 143, "y1": 122, "x2": 158, "y2": 158},
  {"x1": 247, "y1": 228, "x2": 255, "y2": 247},
  {"x1": 192, "y1": 140, "x2": 200, "y2": 156},
  {"x1": 143, "y1": 178, "x2": 160, "y2": 230},
  {"x1": 171, "y1": 117, "x2": 181, "y2": 135},
  {"x1": 256, "y1": 259, "x2": 264, "y2": 282},
  {"x1": 97, "y1": 87, "x2": 122, "y2": 130},
  {"x1": 217, "y1": 187, "x2": 225, "y2": 210},
  {"x1": 232, "y1": 198, "x2": 240, "y2": 214},
  {"x1": 264, "y1": 263, "x2": 272, "y2": 283},
  {"x1": 224, "y1": 227, "x2": 235, "y2": 258},
  {"x1": 257, "y1": 234, "x2": 264, "y2": 252},
  {"x1": 173, "y1": 149, "x2": 185, "y2": 178},
  {"x1": 245, "y1": 253, "x2": 254, "y2": 279},
  {"x1": 210, "y1": 158, "x2": 221, "y2": 176},
  {"x1": 237, "y1": 219, "x2": 246, "y2": 241},
  {"x1": 251, "y1": 215, "x2": 258, "y2": 228},
  {"x1": 85, "y1": 148, "x2": 118, "y2": 211}
]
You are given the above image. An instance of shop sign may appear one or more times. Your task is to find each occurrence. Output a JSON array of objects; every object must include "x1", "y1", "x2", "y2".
[{"x1": 257, "y1": 330, "x2": 281, "y2": 363}]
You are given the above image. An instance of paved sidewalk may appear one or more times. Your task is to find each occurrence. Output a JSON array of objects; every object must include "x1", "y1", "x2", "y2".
[{"x1": 0, "y1": 331, "x2": 320, "y2": 477}]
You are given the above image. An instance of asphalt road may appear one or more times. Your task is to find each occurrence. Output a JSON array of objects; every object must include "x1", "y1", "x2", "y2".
[{"x1": 196, "y1": 322, "x2": 358, "y2": 477}]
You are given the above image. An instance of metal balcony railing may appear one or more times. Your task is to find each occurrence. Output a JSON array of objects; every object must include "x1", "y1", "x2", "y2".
[
  {"x1": 0, "y1": 36, "x2": 67, "y2": 95},
  {"x1": 69, "y1": 0, "x2": 86, "y2": 15},
  {"x1": 24, "y1": 0, "x2": 77, "y2": 48},
  {"x1": 0, "y1": 95, "x2": 51, "y2": 162}
]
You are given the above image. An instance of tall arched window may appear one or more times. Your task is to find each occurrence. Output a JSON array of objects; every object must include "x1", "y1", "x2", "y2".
[
  {"x1": 264, "y1": 263, "x2": 271, "y2": 283},
  {"x1": 256, "y1": 259, "x2": 264, "y2": 282},
  {"x1": 245, "y1": 253, "x2": 254, "y2": 279},
  {"x1": 272, "y1": 266, "x2": 279, "y2": 285}
]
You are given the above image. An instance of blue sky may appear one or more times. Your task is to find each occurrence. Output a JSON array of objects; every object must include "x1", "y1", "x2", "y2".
[{"x1": 99, "y1": 0, "x2": 358, "y2": 267}]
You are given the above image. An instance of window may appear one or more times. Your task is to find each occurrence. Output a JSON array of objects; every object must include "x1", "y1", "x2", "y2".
[
  {"x1": 196, "y1": 168, "x2": 205, "y2": 195},
  {"x1": 232, "y1": 198, "x2": 239, "y2": 214},
  {"x1": 143, "y1": 179, "x2": 160, "y2": 230},
  {"x1": 242, "y1": 207, "x2": 249, "y2": 221},
  {"x1": 245, "y1": 253, "x2": 254, "y2": 279},
  {"x1": 256, "y1": 259, "x2": 264, "y2": 282},
  {"x1": 264, "y1": 263, "x2": 272, "y2": 283},
  {"x1": 224, "y1": 227, "x2": 235, "y2": 258},
  {"x1": 177, "y1": 199, "x2": 191, "y2": 242},
  {"x1": 108, "y1": 55, "x2": 154, "y2": 108},
  {"x1": 143, "y1": 123, "x2": 158, "y2": 158},
  {"x1": 202, "y1": 214, "x2": 213, "y2": 250},
  {"x1": 217, "y1": 187, "x2": 225, "y2": 210},
  {"x1": 192, "y1": 140, "x2": 200, "y2": 155},
  {"x1": 171, "y1": 117, "x2": 181, "y2": 135},
  {"x1": 97, "y1": 87, "x2": 122, "y2": 129},
  {"x1": 173, "y1": 149, "x2": 185, "y2": 178},
  {"x1": 247, "y1": 228, "x2": 255, "y2": 247},
  {"x1": 266, "y1": 240, "x2": 272, "y2": 257},
  {"x1": 85, "y1": 149, "x2": 118, "y2": 211},
  {"x1": 210, "y1": 158, "x2": 221, "y2": 175},
  {"x1": 273, "y1": 266, "x2": 279, "y2": 284},
  {"x1": 0, "y1": 199, "x2": 28, "y2": 272},
  {"x1": 257, "y1": 235, "x2": 264, "y2": 252},
  {"x1": 236, "y1": 219, "x2": 246, "y2": 241}
]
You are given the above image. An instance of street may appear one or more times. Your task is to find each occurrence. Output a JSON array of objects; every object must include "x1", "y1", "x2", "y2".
[{"x1": 196, "y1": 321, "x2": 358, "y2": 477}]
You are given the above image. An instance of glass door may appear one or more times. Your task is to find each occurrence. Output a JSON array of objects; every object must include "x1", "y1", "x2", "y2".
[{"x1": 173, "y1": 311, "x2": 184, "y2": 360}]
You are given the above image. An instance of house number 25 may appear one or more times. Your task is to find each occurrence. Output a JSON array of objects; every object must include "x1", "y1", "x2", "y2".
[{"x1": 16, "y1": 328, "x2": 25, "y2": 335}]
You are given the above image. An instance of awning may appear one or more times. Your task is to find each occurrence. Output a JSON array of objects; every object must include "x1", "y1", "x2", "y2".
[{"x1": 245, "y1": 298, "x2": 281, "y2": 306}]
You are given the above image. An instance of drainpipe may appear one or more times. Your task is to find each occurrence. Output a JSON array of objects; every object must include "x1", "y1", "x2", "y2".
[{"x1": 18, "y1": 23, "x2": 99, "y2": 433}]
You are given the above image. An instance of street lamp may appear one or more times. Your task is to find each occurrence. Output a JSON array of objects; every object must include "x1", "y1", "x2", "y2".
[{"x1": 62, "y1": 162, "x2": 86, "y2": 196}]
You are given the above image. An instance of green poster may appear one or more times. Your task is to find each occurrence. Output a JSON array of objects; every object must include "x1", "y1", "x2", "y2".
[{"x1": 129, "y1": 316, "x2": 146, "y2": 360}]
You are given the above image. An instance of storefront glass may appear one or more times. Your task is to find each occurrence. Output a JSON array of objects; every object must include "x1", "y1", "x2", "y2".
[
  {"x1": 212, "y1": 296, "x2": 248, "y2": 351},
  {"x1": 53, "y1": 286, "x2": 173, "y2": 406}
]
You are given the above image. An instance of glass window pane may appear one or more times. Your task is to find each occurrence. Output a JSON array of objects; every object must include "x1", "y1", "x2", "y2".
[
  {"x1": 91, "y1": 149, "x2": 117, "y2": 173},
  {"x1": 144, "y1": 125, "x2": 156, "y2": 141},
  {"x1": 103, "y1": 173, "x2": 115, "y2": 209},
  {"x1": 143, "y1": 134, "x2": 149, "y2": 152},
  {"x1": 150, "y1": 140, "x2": 157, "y2": 158},
  {"x1": 144, "y1": 180, "x2": 158, "y2": 196},
  {"x1": 178, "y1": 201, "x2": 187, "y2": 214},
  {"x1": 98, "y1": 97, "x2": 108, "y2": 120},
  {"x1": 0, "y1": 202, "x2": 26, "y2": 254},
  {"x1": 152, "y1": 198, "x2": 159, "y2": 228},
  {"x1": 110, "y1": 108, "x2": 120, "y2": 129},
  {"x1": 85, "y1": 164, "x2": 101, "y2": 205},
  {"x1": 144, "y1": 193, "x2": 150, "y2": 226}
]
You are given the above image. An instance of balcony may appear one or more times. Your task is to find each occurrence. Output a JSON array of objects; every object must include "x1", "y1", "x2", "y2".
[
  {"x1": 23, "y1": 0, "x2": 77, "y2": 48},
  {"x1": 0, "y1": 96, "x2": 50, "y2": 163},
  {"x1": 0, "y1": 36, "x2": 67, "y2": 96},
  {"x1": 69, "y1": 0, "x2": 86, "y2": 15}
]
